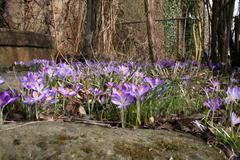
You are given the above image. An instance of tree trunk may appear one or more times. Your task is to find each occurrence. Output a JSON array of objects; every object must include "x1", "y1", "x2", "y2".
[
  {"x1": 83, "y1": 0, "x2": 96, "y2": 60},
  {"x1": 236, "y1": 16, "x2": 240, "y2": 57},
  {"x1": 231, "y1": 16, "x2": 240, "y2": 66},
  {"x1": 202, "y1": 1, "x2": 205, "y2": 54},
  {"x1": 210, "y1": 1, "x2": 219, "y2": 64},
  {"x1": 210, "y1": 0, "x2": 235, "y2": 66},
  {"x1": 0, "y1": 0, "x2": 8, "y2": 28},
  {"x1": 144, "y1": 0, "x2": 157, "y2": 64},
  {"x1": 217, "y1": 0, "x2": 225, "y2": 63},
  {"x1": 224, "y1": 0, "x2": 235, "y2": 63}
]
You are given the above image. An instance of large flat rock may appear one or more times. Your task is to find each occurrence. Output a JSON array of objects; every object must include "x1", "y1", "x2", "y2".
[{"x1": 0, "y1": 122, "x2": 225, "y2": 160}]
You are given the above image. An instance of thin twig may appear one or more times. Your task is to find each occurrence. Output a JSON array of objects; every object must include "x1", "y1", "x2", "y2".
[
  {"x1": 73, "y1": 119, "x2": 112, "y2": 128},
  {"x1": 72, "y1": 118, "x2": 136, "y2": 129},
  {"x1": 0, "y1": 121, "x2": 16, "y2": 124},
  {"x1": 0, "y1": 121, "x2": 46, "y2": 132}
]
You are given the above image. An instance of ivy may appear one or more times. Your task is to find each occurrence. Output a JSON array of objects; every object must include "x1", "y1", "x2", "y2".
[
  {"x1": 163, "y1": 0, "x2": 181, "y2": 55},
  {"x1": 162, "y1": 0, "x2": 201, "y2": 59}
]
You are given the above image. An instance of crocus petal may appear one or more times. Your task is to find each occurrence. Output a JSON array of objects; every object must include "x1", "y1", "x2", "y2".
[
  {"x1": 74, "y1": 84, "x2": 83, "y2": 91},
  {"x1": 117, "y1": 105, "x2": 125, "y2": 109},
  {"x1": 111, "y1": 89, "x2": 134, "y2": 108},
  {"x1": 143, "y1": 77, "x2": 164, "y2": 88},
  {"x1": 58, "y1": 87, "x2": 76, "y2": 96},
  {"x1": 0, "y1": 77, "x2": 5, "y2": 85},
  {"x1": 191, "y1": 120, "x2": 206, "y2": 130},
  {"x1": 111, "y1": 95, "x2": 122, "y2": 106},
  {"x1": 225, "y1": 87, "x2": 240, "y2": 104},
  {"x1": 68, "y1": 91, "x2": 77, "y2": 96},
  {"x1": 231, "y1": 112, "x2": 240, "y2": 126},
  {"x1": 23, "y1": 96, "x2": 36, "y2": 105},
  {"x1": 5, "y1": 97, "x2": 18, "y2": 105},
  {"x1": 0, "y1": 90, "x2": 18, "y2": 106}
]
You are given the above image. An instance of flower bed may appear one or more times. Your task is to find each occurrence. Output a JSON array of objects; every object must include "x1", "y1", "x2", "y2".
[{"x1": 0, "y1": 59, "x2": 239, "y2": 158}]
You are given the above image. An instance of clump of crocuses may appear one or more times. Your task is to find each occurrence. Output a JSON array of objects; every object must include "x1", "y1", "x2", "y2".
[
  {"x1": 204, "y1": 97, "x2": 222, "y2": 124},
  {"x1": 111, "y1": 84, "x2": 135, "y2": 128},
  {"x1": 0, "y1": 89, "x2": 18, "y2": 122}
]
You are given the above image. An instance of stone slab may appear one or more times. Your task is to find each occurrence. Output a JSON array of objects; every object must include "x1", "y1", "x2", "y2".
[
  {"x1": 0, "y1": 28, "x2": 55, "y2": 65},
  {"x1": 0, "y1": 47, "x2": 53, "y2": 65},
  {"x1": 0, "y1": 28, "x2": 55, "y2": 48},
  {"x1": 0, "y1": 122, "x2": 226, "y2": 160}
]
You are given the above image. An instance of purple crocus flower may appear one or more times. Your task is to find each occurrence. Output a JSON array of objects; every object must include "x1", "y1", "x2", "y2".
[
  {"x1": 111, "y1": 83, "x2": 130, "y2": 94},
  {"x1": 121, "y1": 83, "x2": 133, "y2": 93},
  {"x1": 40, "y1": 88, "x2": 59, "y2": 105},
  {"x1": 129, "y1": 84, "x2": 150, "y2": 99},
  {"x1": 182, "y1": 75, "x2": 190, "y2": 81},
  {"x1": 230, "y1": 78, "x2": 238, "y2": 83},
  {"x1": 19, "y1": 72, "x2": 45, "y2": 89},
  {"x1": 159, "y1": 60, "x2": 175, "y2": 69},
  {"x1": 97, "y1": 96, "x2": 106, "y2": 105},
  {"x1": 23, "y1": 91, "x2": 46, "y2": 105},
  {"x1": 41, "y1": 93, "x2": 59, "y2": 105},
  {"x1": 55, "y1": 63, "x2": 76, "y2": 79},
  {"x1": 85, "y1": 60, "x2": 95, "y2": 67},
  {"x1": 23, "y1": 96, "x2": 38, "y2": 105},
  {"x1": 118, "y1": 65, "x2": 130, "y2": 76},
  {"x1": 210, "y1": 80, "x2": 220, "y2": 91},
  {"x1": 203, "y1": 87, "x2": 214, "y2": 94},
  {"x1": 14, "y1": 61, "x2": 25, "y2": 66},
  {"x1": 43, "y1": 67, "x2": 56, "y2": 78},
  {"x1": 90, "y1": 87, "x2": 104, "y2": 96},
  {"x1": 111, "y1": 88, "x2": 134, "y2": 109},
  {"x1": 0, "y1": 90, "x2": 18, "y2": 106},
  {"x1": 231, "y1": 112, "x2": 240, "y2": 127},
  {"x1": 106, "y1": 82, "x2": 114, "y2": 88},
  {"x1": 203, "y1": 98, "x2": 222, "y2": 111},
  {"x1": 143, "y1": 77, "x2": 164, "y2": 89},
  {"x1": 58, "y1": 87, "x2": 77, "y2": 97},
  {"x1": 209, "y1": 63, "x2": 216, "y2": 70},
  {"x1": 31, "y1": 82, "x2": 45, "y2": 92},
  {"x1": 28, "y1": 59, "x2": 52, "y2": 67},
  {"x1": 132, "y1": 71, "x2": 145, "y2": 78},
  {"x1": 50, "y1": 86, "x2": 59, "y2": 94},
  {"x1": 225, "y1": 87, "x2": 240, "y2": 104},
  {"x1": 73, "y1": 84, "x2": 83, "y2": 92},
  {"x1": 0, "y1": 76, "x2": 4, "y2": 85},
  {"x1": 103, "y1": 66, "x2": 115, "y2": 74}
]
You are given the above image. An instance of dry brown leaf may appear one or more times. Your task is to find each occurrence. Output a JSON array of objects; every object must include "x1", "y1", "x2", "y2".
[
  {"x1": 79, "y1": 106, "x2": 86, "y2": 116},
  {"x1": 39, "y1": 113, "x2": 55, "y2": 121},
  {"x1": 159, "y1": 122, "x2": 174, "y2": 130}
]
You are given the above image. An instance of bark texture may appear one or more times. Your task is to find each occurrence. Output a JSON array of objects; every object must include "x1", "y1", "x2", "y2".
[{"x1": 144, "y1": 0, "x2": 157, "y2": 63}]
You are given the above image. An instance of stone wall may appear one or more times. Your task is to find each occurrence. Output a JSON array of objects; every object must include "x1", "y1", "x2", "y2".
[{"x1": 0, "y1": 28, "x2": 55, "y2": 65}]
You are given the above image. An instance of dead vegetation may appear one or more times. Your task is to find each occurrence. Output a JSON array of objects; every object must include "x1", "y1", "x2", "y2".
[{"x1": 1, "y1": 0, "x2": 172, "y2": 63}]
